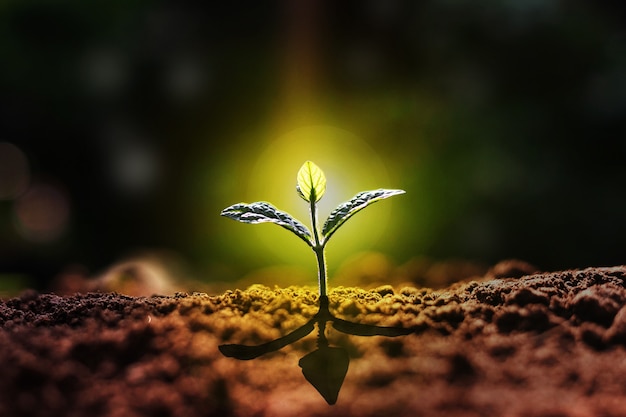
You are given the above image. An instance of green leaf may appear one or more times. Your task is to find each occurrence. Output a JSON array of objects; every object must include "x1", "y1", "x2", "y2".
[
  {"x1": 322, "y1": 189, "x2": 405, "y2": 242},
  {"x1": 221, "y1": 202, "x2": 313, "y2": 246},
  {"x1": 297, "y1": 161, "x2": 326, "y2": 203}
]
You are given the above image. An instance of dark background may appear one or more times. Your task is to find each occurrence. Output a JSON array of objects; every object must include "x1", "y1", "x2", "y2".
[{"x1": 1, "y1": 0, "x2": 625, "y2": 291}]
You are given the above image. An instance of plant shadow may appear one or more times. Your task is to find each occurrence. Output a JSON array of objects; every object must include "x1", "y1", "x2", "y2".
[{"x1": 219, "y1": 296, "x2": 412, "y2": 404}]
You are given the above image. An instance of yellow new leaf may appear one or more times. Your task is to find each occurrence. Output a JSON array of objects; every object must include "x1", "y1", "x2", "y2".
[{"x1": 297, "y1": 161, "x2": 326, "y2": 203}]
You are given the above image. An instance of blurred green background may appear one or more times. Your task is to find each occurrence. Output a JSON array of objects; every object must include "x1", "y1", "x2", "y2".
[{"x1": 1, "y1": 0, "x2": 625, "y2": 292}]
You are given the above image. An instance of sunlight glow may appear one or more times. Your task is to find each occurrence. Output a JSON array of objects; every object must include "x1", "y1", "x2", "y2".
[{"x1": 245, "y1": 125, "x2": 397, "y2": 271}]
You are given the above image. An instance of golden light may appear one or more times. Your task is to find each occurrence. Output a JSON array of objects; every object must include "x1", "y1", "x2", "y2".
[{"x1": 242, "y1": 125, "x2": 400, "y2": 273}]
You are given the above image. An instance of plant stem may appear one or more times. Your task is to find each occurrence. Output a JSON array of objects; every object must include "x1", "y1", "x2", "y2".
[
  {"x1": 310, "y1": 199, "x2": 328, "y2": 297},
  {"x1": 314, "y1": 246, "x2": 327, "y2": 297}
]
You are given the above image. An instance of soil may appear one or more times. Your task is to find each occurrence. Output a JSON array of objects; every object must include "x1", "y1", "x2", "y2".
[{"x1": 3, "y1": 262, "x2": 626, "y2": 417}]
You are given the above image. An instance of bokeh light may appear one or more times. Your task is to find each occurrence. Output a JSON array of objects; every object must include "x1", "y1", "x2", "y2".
[
  {"x1": 104, "y1": 127, "x2": 161, "y2": 197},
  {"x1": 13, "y1": 183, "x2": 70, "y2": 243},
  {"x1": 0, "y1": 142, "x2": 30, "y2": 200}
]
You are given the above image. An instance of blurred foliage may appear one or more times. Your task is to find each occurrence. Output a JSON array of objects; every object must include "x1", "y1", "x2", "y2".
[{"x1": 0, "y1": 0, "x2": 625, "y2": 289}]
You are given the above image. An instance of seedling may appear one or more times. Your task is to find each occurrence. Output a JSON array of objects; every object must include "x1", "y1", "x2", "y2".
[
  {"x1": 220, "y1": 161, "x2": 409, "y2": 404},
  {"x1": 221, "y1": 160, "x2": 405, "y2": 298}
]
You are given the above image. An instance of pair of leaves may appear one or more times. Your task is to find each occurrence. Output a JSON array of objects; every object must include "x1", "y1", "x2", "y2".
[{"x1": 221, "y1": 188, "x2": 405, "y2": 247}]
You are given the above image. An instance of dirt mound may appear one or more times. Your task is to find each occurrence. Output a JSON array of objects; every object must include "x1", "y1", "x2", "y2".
[{"x1": 2, "y1": 266, "x2": 626, "y2": 416}]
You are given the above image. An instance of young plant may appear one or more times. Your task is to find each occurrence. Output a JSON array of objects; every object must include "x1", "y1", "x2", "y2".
[{"x1": 221, "y1": 161, "x2": 405, "y2": 298}]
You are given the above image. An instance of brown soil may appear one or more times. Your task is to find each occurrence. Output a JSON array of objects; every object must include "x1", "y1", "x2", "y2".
[{"x1": 3, "y1": 264, "x2": 626, "y2": 417}]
